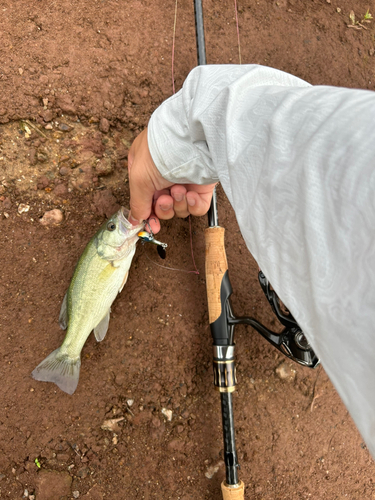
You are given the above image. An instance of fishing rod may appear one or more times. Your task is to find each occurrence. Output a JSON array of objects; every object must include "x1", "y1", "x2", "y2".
[{"x1": 193, "y1": 1, "x2": 320, "y2": 498}]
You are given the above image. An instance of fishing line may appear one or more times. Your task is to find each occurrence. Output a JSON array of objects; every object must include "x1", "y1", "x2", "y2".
[
  {"x1": 144, "y1": 251, "x2": 199, "y2": 274},
  {"x1": 171, "y1": 0, "x2": 178, "y2": 94},
  {"x1": 170, "y1": 0, "x2": 200, "y2": 275}
]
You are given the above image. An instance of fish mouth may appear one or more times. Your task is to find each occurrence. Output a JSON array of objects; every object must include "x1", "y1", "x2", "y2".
[{"x1": 118, "y1": 207, "x2": 144, "y2": 236}]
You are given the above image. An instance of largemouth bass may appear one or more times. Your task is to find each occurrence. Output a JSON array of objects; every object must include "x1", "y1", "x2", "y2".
[{"x1": 32, "y1": 207, "x2": 144, "y2": 395}]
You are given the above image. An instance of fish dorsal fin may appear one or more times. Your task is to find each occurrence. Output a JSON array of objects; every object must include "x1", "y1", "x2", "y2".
[
  {"x1": 94, "y1": 309, "x2": 111, "y2": 342},
  {"x1": 59, "y1": 292, "x2": 69, "y2": 330}
]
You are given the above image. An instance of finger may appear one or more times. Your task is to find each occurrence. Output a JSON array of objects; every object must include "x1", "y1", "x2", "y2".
[
  {"x1": 154, "y1": 193, "x2": 175, "y2": 220},
  {"x1": 186, "y1": 189, "x2": 214, "y2": 217},
  {"x1": 154, "y1": 189, "x2": 171, "y2": 202},
  {"x1": 170, "y1": 185, "x2": 190, "y2": 218},
  {"x1": 143, "y1": 213, "x2": 161, "y2": 234}
]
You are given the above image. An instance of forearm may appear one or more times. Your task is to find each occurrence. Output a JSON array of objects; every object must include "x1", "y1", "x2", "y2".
[{"x1": 148, "y1": 64, "x2": 375, "y2": 457}]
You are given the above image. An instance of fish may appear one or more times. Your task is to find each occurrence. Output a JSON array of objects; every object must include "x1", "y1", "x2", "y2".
[{"x1": 32, "y1": 207, "x2": 144, "y2": 395}]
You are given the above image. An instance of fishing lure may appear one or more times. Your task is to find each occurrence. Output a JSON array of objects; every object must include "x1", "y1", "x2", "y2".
[{"x1": 137, "y1": 229, "x2": 168, "y2": 259}]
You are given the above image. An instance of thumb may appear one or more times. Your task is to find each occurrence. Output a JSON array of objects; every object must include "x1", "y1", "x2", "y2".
[{"x1": 129, "y1": 168, "x2": 155, "y2": 224}]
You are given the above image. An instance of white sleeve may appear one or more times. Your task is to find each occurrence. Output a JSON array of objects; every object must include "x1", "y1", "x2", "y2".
[{"x1": 148, "y1": 64, "x2": 375, "y2": 457}]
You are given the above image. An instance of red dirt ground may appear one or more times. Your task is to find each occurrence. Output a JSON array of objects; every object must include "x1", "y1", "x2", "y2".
[{"x1": 0, "y1": 0, "x2": 375, "y2": 499}]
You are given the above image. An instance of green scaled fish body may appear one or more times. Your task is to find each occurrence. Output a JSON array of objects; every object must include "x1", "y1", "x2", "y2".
[{"x1": 32, "y1": 207, "x2": 144, "y2": 395}]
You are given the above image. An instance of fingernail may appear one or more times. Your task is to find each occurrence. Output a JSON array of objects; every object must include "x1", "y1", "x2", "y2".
[
  {"x1": 129, "y1": 214, "x2": 140, "y2": 226},
  {"x1": 160, "y1": 204, "x2": 172, "y2": 212},
  {"x1": 187, "y1": 198, "x2": 196, "y2": 207},
  {"x1": 173, "y1": 193, "x2": 184, "y2": 202}
]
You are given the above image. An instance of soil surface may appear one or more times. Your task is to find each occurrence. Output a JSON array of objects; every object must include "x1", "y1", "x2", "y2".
[{"x1": 1, "y1": 0, "x2": 375, "y2": 499}]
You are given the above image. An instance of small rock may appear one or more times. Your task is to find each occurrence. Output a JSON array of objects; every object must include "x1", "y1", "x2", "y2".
[
  {"x1": 73, "y1": 492, "x2": 80, "y2": 499},
  {"x1": 205, "y1": 460, "x2": 224, "y2": 479},
  {"x1": 177, "y1": 425, "x2": 184, "y2": 433},
  {"x1": 40, "y1": 109, "x2": 53, "y2": 122},
  {"x1": 37, "y1": 175, "x2": 50, "y2": 189},
  {"x1": 99, "y1": 117, "x2": 110, "y2": 134},
  {"x1": 0, "y1": 185, "x2": 5, "y2": 194},
  {"x1": 127, "y1": 399, "x2": 134, "y2": 407},
  {"x1": 42, "y1": 98, "x2": 48, "y2": 107},
  {"x1": 59, "y1": 166, "x2": 70, "y2": 176},
  {"x1": 56, "y1": 94, "x2": 75, "y2": 114},
  {"x1": 53, "y1": 184, "x2": 68, "y2": 197},
  {"x1": 161, "y1": 408, "x2": 173, "y2": 421},
  {"x1": 29, "y1": 496, "x2": 35, "y2": 500},
  {"x1": 19, "y1": 68, "x2": 24, "y2": 75},
  {"x1": 44, "y1": 123, "x2": 53, "y2": 130},
  {"x1": 36, "y1": 470, "x2": 72, "y2": 500},
  {"x1": 276, "y1": 361, "x2": 296, "y2": 381},
  {"x1": 95, "y1": 158, "x2": 113, "y2": 177},
  {"x1": 39, "y1": 209, "x2": 64, "y2": 226},
  {"x1": 18, "y1": 203, "x2": 30, "y2": 214},
  {"x1": 59, "y1": 123, "x2": 73, "y2": 132},
  {"x1": 369, "y1": 48, "x2": 375, "y2": 56}
]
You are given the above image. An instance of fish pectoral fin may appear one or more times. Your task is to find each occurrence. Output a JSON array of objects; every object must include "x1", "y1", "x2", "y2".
[
  {"x1": 94, "y1": 309, "x2": 111, "y2": 342},
  {"x1": 119, "y1": 271, "x2": 129, "y2": 293},
  {"x1": 59, "y1": 292, "x2": 69, "y2": 330}
]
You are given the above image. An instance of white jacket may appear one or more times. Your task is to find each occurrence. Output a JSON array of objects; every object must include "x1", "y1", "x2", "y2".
[{"x1": 148, "y1": 64, "x2": 375, "y2": 457}]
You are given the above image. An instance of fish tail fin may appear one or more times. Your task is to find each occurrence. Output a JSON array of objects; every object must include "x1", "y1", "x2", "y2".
[{"x1": 31, "y1": 348, "x2": 81, "y2": 395}]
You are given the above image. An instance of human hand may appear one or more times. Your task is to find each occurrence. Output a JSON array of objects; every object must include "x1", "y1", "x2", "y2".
[{"x1": 127, "y1": 128, "x2": 216, "y2": 234}]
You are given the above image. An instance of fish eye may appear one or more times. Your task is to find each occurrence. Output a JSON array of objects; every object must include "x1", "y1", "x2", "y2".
[{"x1": 107, "y1": 222, "x2": 116, "y2": 231}]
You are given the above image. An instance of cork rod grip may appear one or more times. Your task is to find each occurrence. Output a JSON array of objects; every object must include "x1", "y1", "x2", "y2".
[
  {"x1": 221, "y1": 481, "x2": 245, "y2": 500},
  {"x1": 205, "y1": 226, "x2": 228, "y2": 324}
]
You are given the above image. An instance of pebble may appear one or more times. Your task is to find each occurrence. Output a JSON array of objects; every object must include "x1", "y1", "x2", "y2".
[
  {"x1": 59, "y1": 166, "x2": 70, "y2": 176},
  {"x1": 95, "y1": 158, "x2": 113, "y2": 177},
  {"x1": 127, "y1": 399, "x2": 134, "y2": 407},
  {"x1": 18, "y1": 203, "x2": 30, "y2": 214},
  {"x1": 73, "y1": 491, "x2": 80, "y2": 498},
  {"x1": 205, "y1": 460, "x2": 224, "y2": 479},
  {"x1": 276, "y1": 361, "x2": 296, "y2": 381},
  {"x1": 98, "y1": 117, "x2": 110, "y2": 134},
  {"x1": 59, "y1": 123, "x2": 73, "y2": 132},
  {"x1": 53, "y1": 184, "x2": 68, "y2": 197},
  {"x1": 40, "y1": 109, "x2": 53, "y2": 122},
  {"x1": 161, "y1": 408, "x2": 173, "y2": 421},
  {"x1": 37, "y1": 175, "x2": 50, "y2": 189},
  {"x1": 39, "y1": 208, "x2": 64, "y2": 226}
]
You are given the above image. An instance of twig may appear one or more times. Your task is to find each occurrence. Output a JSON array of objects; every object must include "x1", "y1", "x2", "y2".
[{"x1": 22, "y1": 120, "x2": 48, "y2": 139}]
